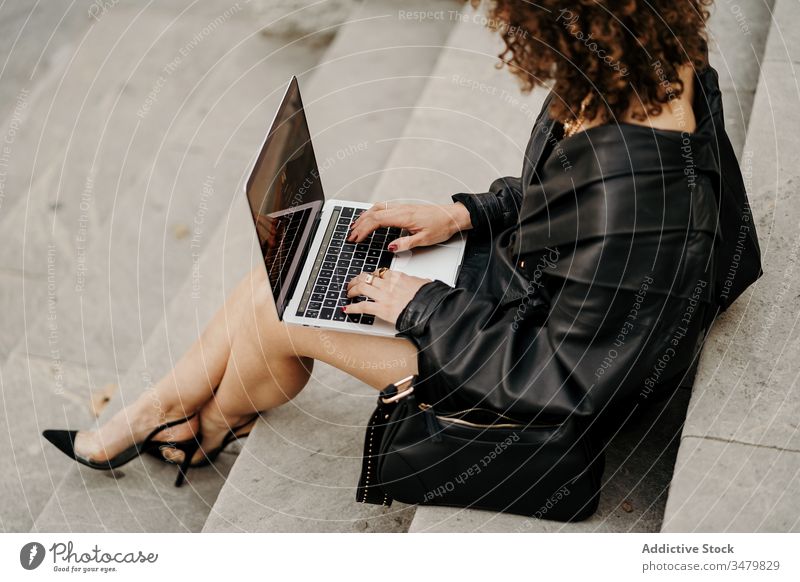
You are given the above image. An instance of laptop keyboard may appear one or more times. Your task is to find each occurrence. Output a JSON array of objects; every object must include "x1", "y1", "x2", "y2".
[
  {"x1": 264, "y1": 207, "x2": 312, "y2": 291},
  {"x1": 296, "y1": 206, "x2": 398, "y2": 326}
]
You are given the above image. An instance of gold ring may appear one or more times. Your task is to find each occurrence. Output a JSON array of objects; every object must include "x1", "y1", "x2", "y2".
[
  {"x1": 364, "y1": 273, "x2": 374, "y2": 285},
  {"x1": 376, "y1": 267, "x2": 389, "y2": 279}
]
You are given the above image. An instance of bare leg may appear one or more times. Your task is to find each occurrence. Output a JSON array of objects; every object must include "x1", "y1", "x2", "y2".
[
  {"x1": 73, "y1": 266, "x2": 417, "y2": 464},
  {"x1": 72, "y1": 271, "x2": 274, "y2": 462},
  {"x1": 186, "y1": 265, "x2": 418, "y2": 463}
]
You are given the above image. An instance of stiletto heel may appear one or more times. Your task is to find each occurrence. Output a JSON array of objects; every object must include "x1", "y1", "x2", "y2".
[
  {"x1": 42, "y1": 413, "x2": 199, "y2": 475},
  {"x1": 190, "y1": 414, "x2": 260, "y2": 468},
  {"x1": 174, "y1": 440, "x2": 201, "y2": 487}
]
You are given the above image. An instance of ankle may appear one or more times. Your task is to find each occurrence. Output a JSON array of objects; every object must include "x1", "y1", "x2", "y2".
[{"x1": 133, "y1": 391, "x2": 193, "y2": 427}]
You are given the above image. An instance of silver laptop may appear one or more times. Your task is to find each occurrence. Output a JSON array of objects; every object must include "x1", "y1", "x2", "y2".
[{"x1": 244, "y1": 76, "x2": 466, "y2": 337}]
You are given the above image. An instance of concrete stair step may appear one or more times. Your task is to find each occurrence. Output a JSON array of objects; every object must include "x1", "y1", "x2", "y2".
[
  {"x1": 662, "y1": 0, "x2": 800, "y2": 532},
  {"x1": 11, "y1": 1, "x2": 337, "y2": 532},
  {"x1": 30, "y1": 204, "x2": 256, "y2": 532},
  {"x1": 2, "y1": 1, "x2": 325, "y2": 369},
  {"x1": 0, "y1": 353, "x2": 118, "y2": 532},
  {"x1": 201, "y1": 0, "x2": 463, "y2": 533},
  {"x1": 706, "y1": 0, "x2": 777, "y2": 157}
]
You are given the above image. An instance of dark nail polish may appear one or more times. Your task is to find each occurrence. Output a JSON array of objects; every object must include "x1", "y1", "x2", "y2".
[{"x1": 341, "y1": 306, "x2": 347, "y2": 312}]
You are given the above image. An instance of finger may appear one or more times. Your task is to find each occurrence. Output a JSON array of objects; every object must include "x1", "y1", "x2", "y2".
[
  {"x1": 347, "y1": 280, "x2": 386, "y2": 300},
  {"x1": 387, "y1": 232, "x2": 426, "y2": 252},
  {"x1": 350, "y1": 203, "x2": 389, "y2": 230},
  {"x1": 347, "y1": 270, "x2": 389, "y2": 291},
  {"x1": 346, "y1": 271, "x2": 371, "y2": 291},
  {"x1": 349, "y1": 208, "x2": 409, "y2": 242},
  {"x1": 341, "y1": 299, "x2": 378, "y2": 316},
  {"x1": 349, "y1": 209, "x2": 391, "y2": 242}
]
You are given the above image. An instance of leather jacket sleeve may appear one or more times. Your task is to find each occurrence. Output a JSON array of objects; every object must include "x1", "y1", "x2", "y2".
[
  {"x1": 451, "y1": 177, "x2": 523, "y2": 235},
  {"x1": 395, "y1": 231, "x2": 706, "y2": 422}
]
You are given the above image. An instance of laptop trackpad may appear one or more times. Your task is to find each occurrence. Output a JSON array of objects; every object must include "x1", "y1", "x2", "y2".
[{"x1": 391, "y1": 245, "x2": 462, "y2": 287}]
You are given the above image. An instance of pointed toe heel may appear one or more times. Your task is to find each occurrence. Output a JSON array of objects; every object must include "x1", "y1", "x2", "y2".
[{"x1": 42, "y1": 413, "x2": 199, "y2": 476}]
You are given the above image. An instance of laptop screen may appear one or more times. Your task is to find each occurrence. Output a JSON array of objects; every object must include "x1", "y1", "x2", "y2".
[{"x1": 246, "y1": 77, "x2": 324, "y2": 319}]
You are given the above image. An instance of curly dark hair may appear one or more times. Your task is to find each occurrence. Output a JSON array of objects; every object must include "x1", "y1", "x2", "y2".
[{"x1": 470, "y1": 0, "x2": 712, "y2": 124}]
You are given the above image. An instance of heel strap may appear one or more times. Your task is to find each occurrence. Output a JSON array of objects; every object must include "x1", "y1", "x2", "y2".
[{"x1": 143, "y1": 411, "x2": 198, "y2": 444}]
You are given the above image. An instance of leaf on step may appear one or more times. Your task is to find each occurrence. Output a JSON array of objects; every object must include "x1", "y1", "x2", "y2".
[
  {"x1": 621, "y1": 500, "x2": 634, "y2": 513},
  {"x1": 173, "y1": 223, "x2": 190, "y2": 240},
  {"x1": 90, "y1": 383, "x2": 117, "y2": 417}
]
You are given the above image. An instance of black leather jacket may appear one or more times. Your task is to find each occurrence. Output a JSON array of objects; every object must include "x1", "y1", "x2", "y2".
[{"x1": 395, "y1": 66, "x2": 762, "y2": 429}]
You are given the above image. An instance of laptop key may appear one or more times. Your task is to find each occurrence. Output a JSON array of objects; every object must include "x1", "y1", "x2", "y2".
[
  {"x1": 360, "y1": 314, "x2": 375, "y2": 325},
  {"x1": 378, "y1": 252, "x2": 393, "y2": 269},
  {"x1": 317, "y1": 277, "x2": 330, "y2": 287},
  {"x1": 320, "y1": 269, "x2": 333, "y2": 278},
  {"x1": 309, "y1": 301, "x2": 322, "y2": 310},
  {"x1": 341, "y1": 207, "x2": 354, "y2": 218},
  {"x1": 354, "y1": 251, "x2": 367, "y2": 260},
  {"x1": 314, "y1": 284, "x2": 327, "y2": 294},
  {"x1": 311, "y1": 293, "x2": 325, "y2": 302},
  {"x1": 322, "y1": 262, "x2": 335, "y2": 271},
  {"x1": 335, "y1": 267, "x2": 349, "y2": 276},
  {"x1": 346, "y1": 313, "x2": 361, "y2": 323},
  {"x1": 305, "y1": 310, "x2": 320, "y2": 318},
  {"x1": 333, "y1": 309, "x2": 347, "y2": 322},
  {"x1": 351, "y1": 259, "x2": 364, "y2": 268},
  {"x1": 320, "y1": 308, "x2": 334, "y2": 320},
  {"x1": 326, "y1": 291, "x2": 339, "y2": 299}
]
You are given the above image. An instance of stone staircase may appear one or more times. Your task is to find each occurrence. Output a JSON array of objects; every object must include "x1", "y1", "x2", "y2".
[
  {"x1": 3, "y1": 0, "x2": 796, "y2": 534},
  {"x1": 0, "y1": 0, "x2": 342, "y2": 532},
  {"x1": 662, "y1": 0, "x2": 800, "y2": 532}
]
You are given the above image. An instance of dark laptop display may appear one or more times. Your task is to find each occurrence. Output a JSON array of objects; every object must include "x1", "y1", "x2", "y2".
[{"x1": 246, "y1": 78, "x2": 324, "y2": 318}]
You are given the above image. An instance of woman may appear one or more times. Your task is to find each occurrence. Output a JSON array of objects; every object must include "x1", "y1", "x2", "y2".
[{"x1": 45, "y1": 0, "x2": 761, "y2": 488}]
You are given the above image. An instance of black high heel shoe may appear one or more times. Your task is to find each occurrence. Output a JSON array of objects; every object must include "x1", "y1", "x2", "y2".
[
  {"x1": 42, "y1": 414, "x2": 202, "y2": 488},
  {"x1": 190, "y1": 414, "x2": 260, "y2": 468}
]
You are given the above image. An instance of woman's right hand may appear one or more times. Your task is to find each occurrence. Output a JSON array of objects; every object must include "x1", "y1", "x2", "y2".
[{"x1": 347, "y1": 201, "x2": 472, "y2": 251}]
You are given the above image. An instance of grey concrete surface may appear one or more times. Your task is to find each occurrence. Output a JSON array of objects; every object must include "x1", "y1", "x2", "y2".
[
  {"x1": 1, "y1": 0, "x2": 337, "y2": 532},
  {"x1": 302, "y1": 0, "x2": 460, "y2": 203},
  {"x1": 707, "y1": 0, "x2": 776, "y2": 157},
  {"x1": 662, "y1": 438, "x2": 800, "y2": 532},
  {"x1": 0, "y1": 354, "x2": 118, "y2": 532},
  {"x1": 662, "y1": 0, "x2": 800, "y2": 532},
  {"x1": 31, "y1": 215, "x2": 254, "y2": 532},
  {"x1": 1, "y1": 1, "x2": 324, "y2": 371}
]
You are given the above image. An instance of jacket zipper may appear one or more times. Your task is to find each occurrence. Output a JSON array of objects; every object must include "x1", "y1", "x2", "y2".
[{"x1": 418, "y1": 403, "x2": 562, "y2": 430}]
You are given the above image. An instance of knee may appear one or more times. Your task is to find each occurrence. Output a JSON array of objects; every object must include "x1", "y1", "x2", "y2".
[{"x1": 250, "y1": 264, "x2": 268, "y2": 286}]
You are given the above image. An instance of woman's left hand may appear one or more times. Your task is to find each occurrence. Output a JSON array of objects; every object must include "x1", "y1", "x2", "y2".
[{"x1": 344, "y1": 269, "x2": 432, "y2": 325}]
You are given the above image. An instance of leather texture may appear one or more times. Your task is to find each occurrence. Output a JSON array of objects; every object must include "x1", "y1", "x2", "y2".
[
  {"x1": 394, "y1": 65, "x2": 763, "y2": 429},
  {"x1": 356, "y1": 379, "x2": 604, "y2": 521}
]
